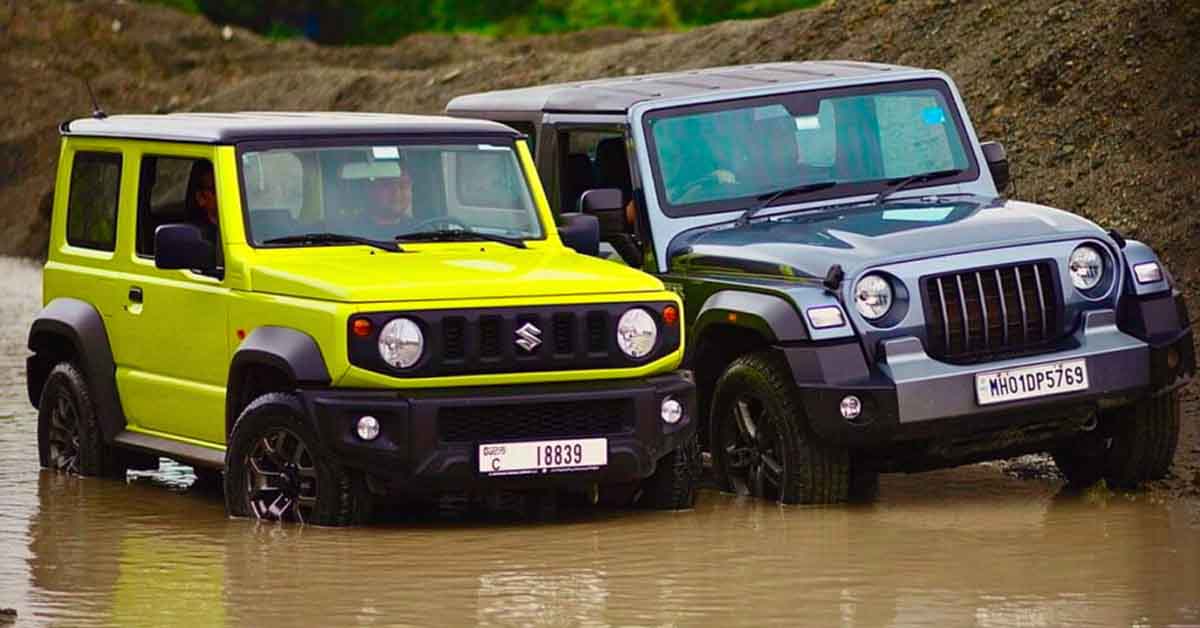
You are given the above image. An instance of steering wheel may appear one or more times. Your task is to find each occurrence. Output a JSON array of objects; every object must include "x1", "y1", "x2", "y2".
[
  {"x1": 404, "y1": 216, "x2": 469, "y2": 232},
  {"x1": 675, "y1": 170, "x2": 736, "y2": 204}
]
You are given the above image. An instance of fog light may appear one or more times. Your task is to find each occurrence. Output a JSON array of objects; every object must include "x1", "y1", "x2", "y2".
[
  {"x1": 840, "y1": 396, "x2": 863, "y2": 421},
  {"x1": 356, "y1": 416, "x2": 380, "y2": 441},
  {"x1": 661, "y1": 397, "x2": 684, "y2": 424}
]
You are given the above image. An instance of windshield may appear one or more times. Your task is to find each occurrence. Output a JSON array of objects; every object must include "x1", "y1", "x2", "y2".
[
  {"x1": 643, "y1": 79, "x2": 977, "y2": 217},
  {"x1": 239, "y1": 141, "x2": 542, "y2": 246}
]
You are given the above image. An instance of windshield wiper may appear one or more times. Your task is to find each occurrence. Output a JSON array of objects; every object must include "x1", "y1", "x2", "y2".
[
  {"x1": 262, "y1": 232, "x2": 403, "y2": 252},
  {"x1": 395, "y1": 228, "x2": 527, "y2": 249},
  {"x1": 873, "y1": 168, "x2": 965, "y2": 205},
  {"x1": 736, "y1": 181, "x2": 838, "y2": 227}
]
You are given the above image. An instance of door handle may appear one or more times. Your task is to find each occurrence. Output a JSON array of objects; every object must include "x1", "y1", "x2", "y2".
[{"x1": 128, "y1": 286, "x2": 143, "y2": 304}]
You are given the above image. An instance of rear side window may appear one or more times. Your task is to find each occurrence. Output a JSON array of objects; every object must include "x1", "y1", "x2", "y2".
[{"x1": 66, "y1": 152, "x2": 122, "y2": 251}]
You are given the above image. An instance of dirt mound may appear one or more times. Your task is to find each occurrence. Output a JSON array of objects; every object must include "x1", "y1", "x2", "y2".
[{"x1": 2, "y1": 0, "x2": 1198, "y2": 497}]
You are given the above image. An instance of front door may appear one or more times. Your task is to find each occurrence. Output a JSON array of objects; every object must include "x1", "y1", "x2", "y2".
[{"x1": 111, "y1": 147, "x2": 231, "y2": 447}]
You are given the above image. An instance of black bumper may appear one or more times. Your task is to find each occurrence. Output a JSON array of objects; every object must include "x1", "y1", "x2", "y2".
[{"x1": 297, "y1": 371, "x2": 696, "y2": 492}]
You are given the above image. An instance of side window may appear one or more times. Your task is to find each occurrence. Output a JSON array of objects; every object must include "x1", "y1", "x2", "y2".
[
  {"x1": 558, "y1": 129, "x2": 625, "y2": 213},
  {"x1": 136, "y1": 156, "x2": 217, "y2": 257},
  {"x1": 65, "y1": 152, "x2": 122, "y2": 251}
]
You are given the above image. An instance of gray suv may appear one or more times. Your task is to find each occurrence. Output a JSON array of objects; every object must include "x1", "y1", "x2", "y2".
[{"x1": 448, "y1": 61, "x2": 1195, "y2": 504}]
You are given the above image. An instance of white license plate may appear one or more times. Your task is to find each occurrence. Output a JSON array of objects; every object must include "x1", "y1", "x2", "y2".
[
  {"x1": 478, "y1": 438, "x2": 608, "y2": 476},
  {"x1": 975, "y1": 359, "x2": 1089, "y2": 405}
]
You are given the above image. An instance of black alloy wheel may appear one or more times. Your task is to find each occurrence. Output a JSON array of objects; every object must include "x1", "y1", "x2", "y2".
[
  {"x1": 244, "y1": 428, "x2": 319, "y2": 523},
  {"x1": 722, "y1": 395, "x2": 787, "y2": 501},
  {"x1": 225, "y1": 392, "x2": 371, "y2": 527},
  {"x1": 44, "y1": 387, "x2": 82, "y2": 474}
]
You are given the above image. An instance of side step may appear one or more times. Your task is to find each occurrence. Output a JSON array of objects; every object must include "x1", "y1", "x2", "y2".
[{"x1": 113, "y1": 431, "x2": 225, "y2": 469}]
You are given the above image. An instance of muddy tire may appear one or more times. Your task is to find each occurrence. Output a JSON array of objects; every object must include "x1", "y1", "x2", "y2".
[
  {"x1": 36, "y1": 362, "x2": 127, "y2": 478},
  {"x1": 637, "y1": 432, "x2": 700, "y2": 510},
  {"x1": 1052, "y1": 392, "x2": 1181, "y2": 489},
  {"x1": 224, "y1": 393, "x2": 371, "y2": 526},
  {"x1": 710, "y1": 351, "x2": 850, "y2": 505}
]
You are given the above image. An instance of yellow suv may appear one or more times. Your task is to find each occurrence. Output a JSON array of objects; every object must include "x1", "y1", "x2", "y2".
[{"x1": 27, "y1": 112, "x2": 698, "y2": 525}]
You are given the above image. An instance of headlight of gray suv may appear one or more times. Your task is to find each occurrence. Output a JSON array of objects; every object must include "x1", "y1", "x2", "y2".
[
  {"x1": 1068, "y1": 245, "x2": 1105, "y2": 291},
  {"x1": 854, "y1": 274, "x2": 893, "y2": 321},
  {"x1": 378, "y1": 317, "x2": 424, "y2": 368}
]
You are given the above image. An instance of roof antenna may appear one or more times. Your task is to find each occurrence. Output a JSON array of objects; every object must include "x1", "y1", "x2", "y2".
[{"x1": 82, "y1": 78, "x2": 107, "y2": 119}]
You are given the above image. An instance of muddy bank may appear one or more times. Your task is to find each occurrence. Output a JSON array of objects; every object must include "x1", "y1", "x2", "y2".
[{"x1": 3, "y1": 1, "x2": 1198, "y2": 296}]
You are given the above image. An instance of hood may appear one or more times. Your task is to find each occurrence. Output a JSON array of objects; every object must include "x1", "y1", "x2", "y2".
[
  {"x1": 669, "y1": 196, "x2": 1109, "y2": 280},
  {"x1": 248, "y1": 244, "x2": 664, "y2": 303}
]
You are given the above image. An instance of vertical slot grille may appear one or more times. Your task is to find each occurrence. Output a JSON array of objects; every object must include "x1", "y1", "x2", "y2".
[
  {"x1": 479, "y1": 315, "x2": 502, "y2": 358},
  {"x1": 586, "y1": 312, "x2": 608, "y2": 353},
  {"x1": 443, "y1": 316, "x2": 466, "y2": 360},
  {"x1": 553, "y1": 313, "x2": 575, "y2": 356},
  {"x1": 923, "y1": 261, "x2": 1060, "y2": 361}
]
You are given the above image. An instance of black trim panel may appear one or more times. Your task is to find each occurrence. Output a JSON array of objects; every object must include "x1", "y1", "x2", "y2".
[
  {"x1": 694, "y1": 290, "x2": 808, "y2": 343},
  {"x1": 226, "y1": 326, "x2": 331, "y2": 430},
  {"x1": 27, "y1": 298, "x2": 127, "y2": 442}
]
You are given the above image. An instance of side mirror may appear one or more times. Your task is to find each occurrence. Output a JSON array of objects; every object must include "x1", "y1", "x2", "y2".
[
  {"x1": 155, "y1": 223, "x2": 217, "y2": 273},
  {"x1": 981, "y1": 141, "x2": 1010, "y2": 194},
  {"x1": 558, "y1": 213, "x2": 600, "y2": 257},
  {"x1": 578, "y1": 188, "x2": 625, "y2": 237}
]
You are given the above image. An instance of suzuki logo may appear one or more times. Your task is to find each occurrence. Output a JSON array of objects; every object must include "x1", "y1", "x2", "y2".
[{"x1": 515, "y1": 322, "x2": 542, "y2": 352}]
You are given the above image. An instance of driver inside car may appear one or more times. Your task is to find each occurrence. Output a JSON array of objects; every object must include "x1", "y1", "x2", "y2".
[{"x1": 356, "y1": 170, "x2": 414, "y2": 237}]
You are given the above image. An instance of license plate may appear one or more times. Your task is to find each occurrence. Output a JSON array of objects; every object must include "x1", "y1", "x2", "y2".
[
  {"x1": 975, "y1": 359, "x2": 1089, "y2": 405},
  {"x1": 478, "y1": 438, "x2": 608, "y2": 476}
]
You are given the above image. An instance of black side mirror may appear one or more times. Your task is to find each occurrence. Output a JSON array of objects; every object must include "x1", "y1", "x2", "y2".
[
  {"x1": 558, "y1": 213, "x2": 600, "y2": 256},
  {"x1": 981, "y1": 141, "x2": 1010, "y2": 194},
  {"x1": 578, "y1": 188, "x2": 625, "y2": 237},
  {"x1": 155, "y1": 223, "x2": 217, "y2": 273}
]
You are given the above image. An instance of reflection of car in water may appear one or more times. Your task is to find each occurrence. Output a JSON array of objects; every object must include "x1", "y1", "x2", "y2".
[
  {"x1": 449, "y1": 62, "x2": 1195, "y2": 505},
  {"x1": 26, "y1": 112, "x2": 699, "y2": 526},
  {"x1": 23, "y1": 471, "x2": 1200, "y2": 626}
]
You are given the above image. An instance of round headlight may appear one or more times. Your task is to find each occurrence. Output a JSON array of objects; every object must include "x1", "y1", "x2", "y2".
[
  {"x1": 616, "y1": 308, "x2": 658, "y2": 359},
  {"x1": 378, "y1": 318, "x2": 424, "y2": 368},
  {"x1": 854, "y1": 274, "x2": 893, "y2": 321},
  {"x1": 1069, "y1": 245, "x2": 1105, "y2": 290}
]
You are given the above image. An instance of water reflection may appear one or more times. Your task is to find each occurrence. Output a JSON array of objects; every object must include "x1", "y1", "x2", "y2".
[{"x1": 17, "y1": 467, "x2": 1200, "y2": 627}]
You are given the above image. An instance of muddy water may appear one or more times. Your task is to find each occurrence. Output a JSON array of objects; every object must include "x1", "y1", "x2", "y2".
[{"x1": 1, "y1": 258, "x2": 1199, "y2": 628}]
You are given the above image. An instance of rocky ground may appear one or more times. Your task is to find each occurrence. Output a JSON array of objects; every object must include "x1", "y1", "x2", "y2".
[{"x1": 1, "y1": 0, "x2": 1197, "y2": 498}]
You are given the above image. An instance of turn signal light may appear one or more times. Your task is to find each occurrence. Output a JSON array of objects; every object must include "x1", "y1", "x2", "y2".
[
  {"x1": 662, "y1": 305, "x2": 679, "y2": 326},
  {"x1": 351, "y1": 318, "x2": 373, "y2": 337}
]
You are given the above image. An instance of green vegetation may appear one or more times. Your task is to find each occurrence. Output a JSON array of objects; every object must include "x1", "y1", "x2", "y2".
[{"x1": 143, "y1": 0, "x2": 822, "y2": 44}]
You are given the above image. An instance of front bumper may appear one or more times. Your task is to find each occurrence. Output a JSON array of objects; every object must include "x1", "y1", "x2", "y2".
[
  {"x1": 297, "y1": 371, "x2": 696, "y2": 493},
  {"x1": 786, "y1": 308, "x2": 1194, "y2": 463}
]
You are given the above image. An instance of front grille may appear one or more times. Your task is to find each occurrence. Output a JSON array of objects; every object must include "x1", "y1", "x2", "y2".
[
  {"x1": 922, "y1": 261, "x2": 1062, "y2": 362},
  {"x1": 438, "y1": 399, "x2": 632, "y2": 443},
  {"x1": 348, "y1": 302, "x2": 682, "y2": 377}
]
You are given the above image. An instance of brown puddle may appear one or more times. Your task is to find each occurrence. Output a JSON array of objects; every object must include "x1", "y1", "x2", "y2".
[{"x1": 1, "y1": 258, "x2": 1198, "y2": 627}]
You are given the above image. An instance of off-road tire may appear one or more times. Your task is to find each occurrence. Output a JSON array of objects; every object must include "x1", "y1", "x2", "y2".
[
  {"x1": 710, "y1": 351, "x2": 850, "y2": 504},
  {"x1": 1052, "y1": 392, "x2": 1181, "y2": 489},
  {"x1": 637, "y1": 432, "x2": 701, "y2": 510},
  {"x1": 36, "y1": 362, "x2": 127, "y2": 478},
  {"x1": 224, "y1": 392, "x2": 371, "y2": 526}
]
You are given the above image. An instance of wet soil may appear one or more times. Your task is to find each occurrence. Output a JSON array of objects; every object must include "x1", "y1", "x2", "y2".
[{"x1": 1, "y1": 259, "x2": 1199, "y2": 626}]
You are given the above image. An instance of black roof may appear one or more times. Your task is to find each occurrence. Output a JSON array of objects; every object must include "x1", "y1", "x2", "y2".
[
  {"x1": 61, "y1": 111, "x2": 521, "y2": 143},
  {"x1": 446, "y1": 61, "x2": 921, "y2": 115}
]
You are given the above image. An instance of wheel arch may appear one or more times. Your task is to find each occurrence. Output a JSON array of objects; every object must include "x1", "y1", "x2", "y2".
[
  {"x1": 27, "y1": 297, "x2": 126, "y2": 441},
  {"x1": 226, "y1": 326, "x2": 331, "y2": 438},
  {"x1": 688, "y1": 290, "x2": 807, "y2": 443}
]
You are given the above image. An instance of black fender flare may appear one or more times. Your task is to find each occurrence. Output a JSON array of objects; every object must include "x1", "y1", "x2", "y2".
[
  {"x1": 226, "y1": 326, "x2": 331, "y2": 433},
  {"x1": 691, "y1": 290, "x2": 808, "y2": 347},
  {"x1": 27, "y1": 298, "x2": 127, "y2": 442}
]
